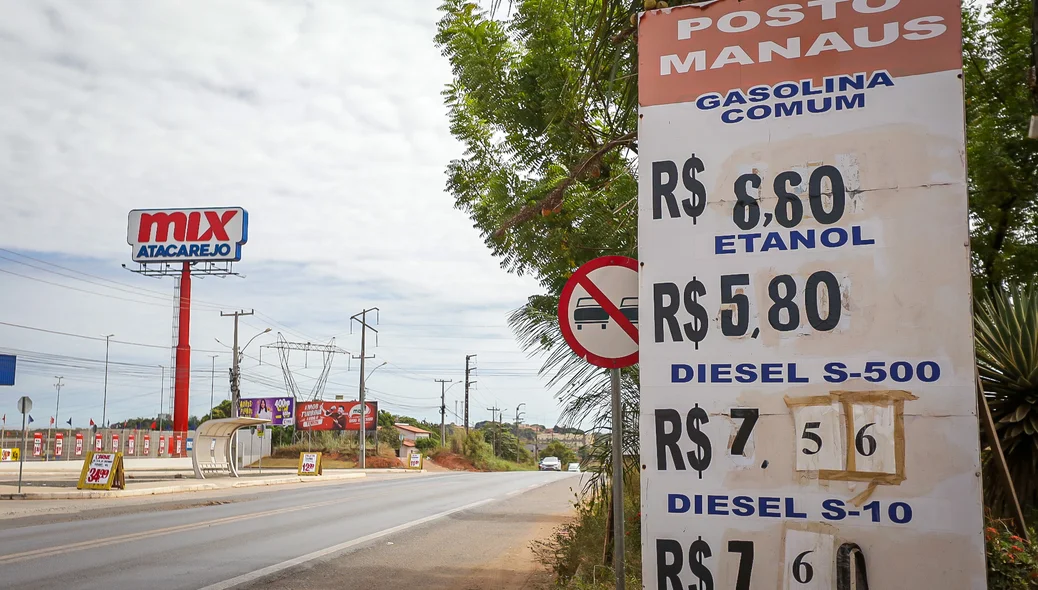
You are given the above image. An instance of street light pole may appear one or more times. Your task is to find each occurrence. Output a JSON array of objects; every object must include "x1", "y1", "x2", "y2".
[
  {"x1": 209, "y1": 354, "x2": 218, "y2": 418},
  {"x1": 102, "y1": 334, "x2": 114, "y2": 428},
  {"x1": 515, "y1": 403, "x2": 526, "y2": 462}
]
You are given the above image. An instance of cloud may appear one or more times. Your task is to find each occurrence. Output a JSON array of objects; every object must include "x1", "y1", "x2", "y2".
[{"x1": 0, "y1": 1, "x2": 563, "y2": 429}]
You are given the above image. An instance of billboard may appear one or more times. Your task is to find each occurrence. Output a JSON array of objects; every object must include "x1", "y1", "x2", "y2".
[
  {"x1": 238, "y1": 397, "x2": 295, "y2": 426},
  {"x1": 296, "y1": 401, "x2": 377, "y2": 431},
  {"x1": 127, "y1": 207, "x2": 248, "y2": 263},
  {"x1": 638, "y1": 1, "x2": 983, "y2": 589},
  {"x1": 0, "y1": 354, "x2": 14, "y2": 386}
]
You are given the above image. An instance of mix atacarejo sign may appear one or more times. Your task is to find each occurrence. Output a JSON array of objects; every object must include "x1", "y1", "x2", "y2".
[
  {"x1": 638, "y1": 1, "x2": 983, "y2": 589},
  {"x1": 127, "y1": 207, "x2": 248, "y2": 262}
]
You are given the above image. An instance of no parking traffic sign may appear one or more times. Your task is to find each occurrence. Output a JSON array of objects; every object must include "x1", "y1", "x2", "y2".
[{"x1": 558, "y1": 256, "x2": 639, "y2": 368}]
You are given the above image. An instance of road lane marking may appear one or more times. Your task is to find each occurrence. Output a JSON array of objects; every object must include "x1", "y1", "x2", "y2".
[
  {"x1": 0, "y1": 498, "x2": 342, "y2": 565},
  {"x1": 198, "y1": 498, "x2": 496, "y2": 590}
]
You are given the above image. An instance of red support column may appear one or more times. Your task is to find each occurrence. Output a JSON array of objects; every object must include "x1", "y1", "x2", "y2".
[{"x1": 173, "y1": 262, "x2": 192, "y2": 456}]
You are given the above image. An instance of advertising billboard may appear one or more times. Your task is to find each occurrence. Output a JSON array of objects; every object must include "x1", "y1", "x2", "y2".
[
  {"x1": 238, "y1": 397, "x2": 295, "y2": 426},
  {"x1": 296, "y1": 401, "x2": 377, "y2": 431},
  {"x1": 127, "y1": 207, "x2": 248, "y2": 263},
  {"x1": 0, "y1": 354, "x2": 14, "y2": 386},
  {"x1": 637, "y1": 1, "x2": 983, "y2": 589}
]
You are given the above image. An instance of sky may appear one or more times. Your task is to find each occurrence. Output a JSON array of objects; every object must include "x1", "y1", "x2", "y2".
[{"x1": 0, "y1": 1, "x2": 563, "y2": 431}]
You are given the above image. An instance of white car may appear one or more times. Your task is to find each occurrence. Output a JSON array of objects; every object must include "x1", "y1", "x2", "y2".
[
  {"x1": 539, "y1": 457, "x2": 561, "y2": 471},
  {"x1": 567, "y1": 463, "x2": 580, "y2": 472}
]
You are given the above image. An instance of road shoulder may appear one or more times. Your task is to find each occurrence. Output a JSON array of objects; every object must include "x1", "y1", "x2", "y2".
[{"x1": 250, "y1": 476, "x2": 577, "y2": 590}]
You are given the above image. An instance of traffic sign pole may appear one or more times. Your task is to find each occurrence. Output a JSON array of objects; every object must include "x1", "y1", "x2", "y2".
[
  {"x1": 18, "y1": 411, "x2": 26, "y2": 493},
  {"x1": 610, "y1": 367, "x2": 624, "y2": 590},
  {"x1": 557, "y1": 255, "x2": 639, "y2": 590}
]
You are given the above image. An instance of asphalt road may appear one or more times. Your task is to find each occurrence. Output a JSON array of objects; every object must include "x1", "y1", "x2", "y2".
[{"x1": 0, "y1": 471, "x2": 579, "y2": 590}]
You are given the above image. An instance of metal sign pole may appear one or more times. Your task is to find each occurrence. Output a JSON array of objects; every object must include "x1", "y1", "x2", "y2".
[
  {"x1": 611, "y1": 367, "x2": 624, "y2": 590},
  {"x1": 18, "y1": 411, "x2": 26, "y2": 494}
]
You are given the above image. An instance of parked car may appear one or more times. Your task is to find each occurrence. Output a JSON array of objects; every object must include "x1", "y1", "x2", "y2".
[
  {"x1": 567, "y1": 462, "x2": 581, "y2": 472},
  {"x1": 539, "y1": 456, "x2": 562, "y2": 471}
]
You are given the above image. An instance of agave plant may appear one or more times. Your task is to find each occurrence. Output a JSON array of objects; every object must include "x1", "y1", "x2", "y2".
[{"x1": 975, "y1": 283, "x2": 1038, "y2": 517}]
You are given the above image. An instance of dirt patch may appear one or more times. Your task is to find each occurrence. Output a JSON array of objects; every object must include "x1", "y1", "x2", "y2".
[
  {"x1": 364, "y1": 456, "x2": 403, "y2": 469},
  {"x1": 429, "y1": 452, "x2": 479, "y2": 472}
]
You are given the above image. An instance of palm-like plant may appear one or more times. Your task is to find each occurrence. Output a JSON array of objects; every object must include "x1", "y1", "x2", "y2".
[{"x1": 975, "y1": 283, "x2": 1038, "y2": 517}]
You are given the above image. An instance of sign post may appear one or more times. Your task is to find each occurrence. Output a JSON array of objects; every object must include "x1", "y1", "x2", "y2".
[
  {"x1": 637, "y1": 2, "x2": 984, "y2": 588},
  {"x1": 558, "y1": 255, "x2": 639, "y2": 590},
  {"x1": 16, "y1": 396, "x2": 31, "y2": 493}
]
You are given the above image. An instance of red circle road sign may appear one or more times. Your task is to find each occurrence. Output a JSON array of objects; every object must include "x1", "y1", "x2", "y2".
[{"x1": 558, "y1": 256, "x2": 639, "y2": 369}]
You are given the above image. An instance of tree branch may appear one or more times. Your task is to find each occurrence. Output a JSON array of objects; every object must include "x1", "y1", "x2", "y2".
[{"x1": 493, "y1": 131, "x2": 637, "y2": 237}]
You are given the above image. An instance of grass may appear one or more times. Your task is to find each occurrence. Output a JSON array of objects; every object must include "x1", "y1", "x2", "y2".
[{"x1": 484, "y1": 456, "x2": 536, "y2": 471}]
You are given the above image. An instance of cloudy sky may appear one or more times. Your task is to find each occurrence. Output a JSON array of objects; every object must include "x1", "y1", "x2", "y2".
[{"x1": 0, "y1": 1, "x2": 563, "y2": 431}]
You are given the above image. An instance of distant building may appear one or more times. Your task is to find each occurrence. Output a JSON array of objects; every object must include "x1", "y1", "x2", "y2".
[{"x1": 394, "y1": 423, "x2": 432, "y2": 460}]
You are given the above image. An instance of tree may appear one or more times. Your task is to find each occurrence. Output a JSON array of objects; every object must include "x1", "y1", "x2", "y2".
[
  {"x1": 199, "y1": 400, "x2": 233, "y2": 423},
  {"x1": 963, "y1": 0, "x2": 1038, "y2": 294},
  {"x1": 976, "y1": 282, "x2": 1038, "y2": 517},
  {"x1": 541, "y1": 440, "x2": 577, "y2": 466},
  {"x1": 435, "y1": 0, "x2": 650, "y2": 493}
]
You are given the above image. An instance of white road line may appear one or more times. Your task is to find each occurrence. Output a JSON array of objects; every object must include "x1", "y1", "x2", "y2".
[{"x1": 197, "y1": 498, "x2": 495, "y2": 590}]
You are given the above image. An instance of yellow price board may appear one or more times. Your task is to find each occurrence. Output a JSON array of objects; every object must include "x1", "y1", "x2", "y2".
[
  {"x1": 407, "y1": 451, "x2": 423, "y2": 470},
  {"x1": 77, "y1": 451, "x2": 126, "y2": 490},
  {"x1": 0, "y1": 448, "x2": 19, "y2": 462},
  {"x1": 298, "y1": 452, "x2": 322, "y2": 476}
]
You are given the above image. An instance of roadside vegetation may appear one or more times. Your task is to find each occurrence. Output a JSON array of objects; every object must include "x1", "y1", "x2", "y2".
[{"x1": 435, "y1": 0, "x2": 1038, "y2": 587}]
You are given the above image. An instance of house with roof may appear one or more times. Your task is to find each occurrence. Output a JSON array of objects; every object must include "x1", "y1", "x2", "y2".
[{"x1": 395, "y1": 422, "x2": 432, "y2": 459}]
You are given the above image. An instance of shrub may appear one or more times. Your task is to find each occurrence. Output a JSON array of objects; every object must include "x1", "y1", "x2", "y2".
[
  {"x1": 987, "y1": 518, "x2": 1038, "y2": 589},
  {"x1": 415, "y1": 437, "x2": 438, "y2": 452}
]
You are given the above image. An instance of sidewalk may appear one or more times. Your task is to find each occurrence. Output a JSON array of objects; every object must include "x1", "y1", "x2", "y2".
[
  {"x1": 0, "y1": 469, "x2": 372, "y2": 499},
  {"x1": 0, "y1": 464, "x2": 433, "y2": 501}
]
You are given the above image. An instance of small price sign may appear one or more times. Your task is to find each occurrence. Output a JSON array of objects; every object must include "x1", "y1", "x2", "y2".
[
  {"x1": 77, "y1": 451, "x2": 126, "y2": 490},
  {"x1": 298, "y1": 452, "x2": 322, "y2": 476},
  {"x1": 408, "y1": 452, "x2": 423, "y2": 470},
  {"x1": 0, "y1": 448, "x2": 19, "y2": 462}
]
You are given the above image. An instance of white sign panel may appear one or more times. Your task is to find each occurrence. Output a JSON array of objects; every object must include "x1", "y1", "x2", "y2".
[
  {"x1": 637, "y1": 1, "x2": 984, "y2": 589},
  {"x1": 127, "y1": 207, "x2": 248, "y2": 263}
]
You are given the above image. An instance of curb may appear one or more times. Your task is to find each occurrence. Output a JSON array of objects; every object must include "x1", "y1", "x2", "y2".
[{"x1": 0, "y1": 472, "x2": 368, "y2": 500}]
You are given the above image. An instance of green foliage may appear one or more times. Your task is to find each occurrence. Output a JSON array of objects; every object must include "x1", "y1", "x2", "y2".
[
  {"x1": 533, "y1": 475, "x2": 641, "y2": 588},
  {"x1": 977, "y1": 283, "x2": 1038, "y2": 516},
  {"x1": 200, "y1": 400, "x2": 233, "y2": 423},
  {"x1": 462, "y1": 429, "x2": 494, "y2": 469},
  {"x1": 414, "y1": 437, "x2": 438, "y2": 452},
  {"x1": 986, "y1": 518, "x2": 1038, "y2": 589},
  {"x1": 379, "y1": 425, "x2": 401, "y2": 450},
  {"x1": 542, "y1": 440, "x2": 578, "y2": 466},
  {"x1": 963, "y1": 0, "x2": 1038, "y2": 294}
]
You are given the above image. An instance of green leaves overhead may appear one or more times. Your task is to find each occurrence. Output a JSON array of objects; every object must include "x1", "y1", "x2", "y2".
[{"x1": 963, "y1": 0, "x2": 1038, "y2": 294}]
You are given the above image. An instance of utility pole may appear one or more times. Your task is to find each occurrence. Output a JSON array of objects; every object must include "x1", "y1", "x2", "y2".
[
  {"x1": 351, "y1": 308, "x2": 379, "y2": 469},
  {"x1": 487, "y1": 405, "x2": 500, "y2": 455},
  {"x1": 209, "y1": 355, "x2": 218, "y2": 418},
  {"x1": 101, "y1": 334, "x2": 114, "y2": 428},
  {"x1": 464, "y1": 354, "x2": 476, "y2": 434},
  {"x1": 221, "y1": 310, "x2": 255, "y2": 468},
  {"x1": 436, "y1": 379, "x2": 452, "y2": 444},
  {"x1": 515, "y1": 403, "x2": 525, "y2": 462},
  {"x1": 220, "y1": 310, "x2": 254, "y2": 417}
]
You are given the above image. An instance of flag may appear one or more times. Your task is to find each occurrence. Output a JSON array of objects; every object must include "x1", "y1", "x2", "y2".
[
  {"x1": 151, "y1": 421, "x2": 157, "y2": 429},
  {"x1": 66, "y1": 418, "x2": 72, "y2": 427},
  {"x1": 89, "y1": 419, "x2": 95, "y2": 426},
  {"x1": 28, "y1": 415, "x2": 34, "y2": 424},
  {"x1": 50, "y1": 417, "x2": 54, "y2": 425}
]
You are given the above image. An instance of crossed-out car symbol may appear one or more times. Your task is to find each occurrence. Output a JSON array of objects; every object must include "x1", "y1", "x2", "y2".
[{"x1": 574, "y1": 297, "x2": 638, "y2": 330}]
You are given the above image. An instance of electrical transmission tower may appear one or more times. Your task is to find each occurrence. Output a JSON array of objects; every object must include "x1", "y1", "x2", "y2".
[{"x1": 260, "y1": 333, "x2": 350, "y2": 400}]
